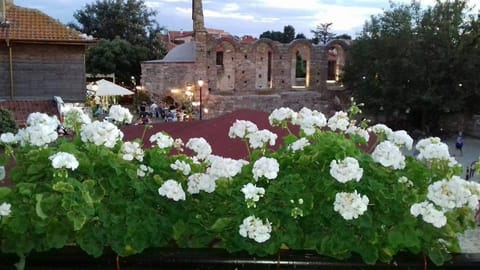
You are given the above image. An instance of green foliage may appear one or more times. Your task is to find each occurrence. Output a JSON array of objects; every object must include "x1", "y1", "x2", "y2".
[
  {"x1": 0, "y1": 106, "x2": 477, "y2": 269},
  {"x1": 342, "y1": 1, "x2": 480, "y2": 131},
  {"x1": 0, "y1": 108, "x2": 17, "y2": 134},
  {"x1": 259, "y1": 25, "x2": 297, "y2": 43}
]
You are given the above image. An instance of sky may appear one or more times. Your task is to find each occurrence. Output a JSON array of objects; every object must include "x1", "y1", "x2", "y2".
[{"x1": 13, "y1": 0, "x2": 480, "y2": 38}]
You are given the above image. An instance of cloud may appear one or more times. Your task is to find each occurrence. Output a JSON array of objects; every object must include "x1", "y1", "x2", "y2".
[{"x1": 223, "y1": 3, "x2": 240, "y2": 12}]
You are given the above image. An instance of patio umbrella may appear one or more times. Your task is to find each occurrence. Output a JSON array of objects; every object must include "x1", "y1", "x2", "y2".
[{"x1": 87, "y1": 79, "x2": 134, "y2": 96}]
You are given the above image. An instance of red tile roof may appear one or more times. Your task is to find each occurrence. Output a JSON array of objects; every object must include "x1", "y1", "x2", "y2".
[{"x1": 1, "y1": 3, "x2": 95, "y2": 44}]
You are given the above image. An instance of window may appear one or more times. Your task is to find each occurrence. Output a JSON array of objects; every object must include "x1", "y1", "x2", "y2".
[{"x1": 216, "y1": 51, "x2": 224, "y2": 66}]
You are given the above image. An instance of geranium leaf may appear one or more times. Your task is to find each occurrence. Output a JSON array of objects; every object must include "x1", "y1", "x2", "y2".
[{"x1": 35, "y1": 194, "x2": 48, "y2": 220}]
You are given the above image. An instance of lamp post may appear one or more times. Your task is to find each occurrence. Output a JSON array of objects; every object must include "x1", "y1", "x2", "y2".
[{"x1": 198, "y1": 79, "x2": 204, "y2": 120}]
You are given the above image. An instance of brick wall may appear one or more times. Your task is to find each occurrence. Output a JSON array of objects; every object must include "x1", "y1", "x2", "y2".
[{"x1": 0, "y1": 43, "x2": 86, "y2": 102}]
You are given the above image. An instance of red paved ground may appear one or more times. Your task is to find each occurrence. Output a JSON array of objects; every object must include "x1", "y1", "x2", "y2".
[{"x1": 121, "y1": 110, "x2": 291, "y2": 159}]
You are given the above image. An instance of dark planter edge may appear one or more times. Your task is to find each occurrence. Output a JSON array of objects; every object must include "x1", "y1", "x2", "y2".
[{"x1": 1, "y1": 247, "x2": 480, "y2": 269}]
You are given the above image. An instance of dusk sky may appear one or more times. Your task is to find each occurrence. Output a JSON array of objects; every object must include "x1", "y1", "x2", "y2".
[{"x1": 14, "y1": 0, "x2": 480, "y2": 38}]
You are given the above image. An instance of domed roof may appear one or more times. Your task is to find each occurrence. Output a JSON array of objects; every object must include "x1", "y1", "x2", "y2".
[{"x1": 145, "y1": 42, "x2": 196, "y2": 63}]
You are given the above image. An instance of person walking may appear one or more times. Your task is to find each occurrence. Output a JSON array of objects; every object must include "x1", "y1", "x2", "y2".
[{"x1": 456, "y1": 131, "x2": 465, "y2": 156}]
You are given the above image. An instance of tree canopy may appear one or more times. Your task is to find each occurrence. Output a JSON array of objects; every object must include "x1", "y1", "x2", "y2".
[
  {"x1": 342, "y1": 0, "x2": 480, "y2": 133},
  {"x1": 70, "y1": 0, "x2": 166, "y2": 84},
  {"x1": 259, "y1": 25, "x2": 305, "y2": 43}
]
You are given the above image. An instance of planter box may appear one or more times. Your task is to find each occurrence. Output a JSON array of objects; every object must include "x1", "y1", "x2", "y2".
[{"x1": 1, "y1": 248, "x2": 480, "y2": 269}]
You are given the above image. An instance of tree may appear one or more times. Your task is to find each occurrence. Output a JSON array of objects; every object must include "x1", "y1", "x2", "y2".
[
  {"x1": 259, "y1": 25, "x2": 298, "y2": 43},
  {"x1": 342, "y1": 1, "x2": 480, "y2": 132},
  {"x1": 70, "y1": 0, "x2": 167, "y2": 84},
  {"x1": 311, "y1": 22, "x2": 335, "y2": 44}
]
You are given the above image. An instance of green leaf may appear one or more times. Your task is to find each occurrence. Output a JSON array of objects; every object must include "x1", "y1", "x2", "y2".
[
  {"x1": 210, "y1": 217, "x2": 233, "y2": 232},
  {"x1": 67, "y1": 210, "x2": 87, "y2": 231},
  {"x1": 172, "y1": 220, "x2": 187, "y2": 242},
  {"x1": 0, "y1": 186, "x2": 12, "y2": 199},
  {"x1": 52, "y1": 181, "x2": 75, "y2": 193},
  {"x1": 35, "y1": 194, "x2": 48, "y2": 220}
]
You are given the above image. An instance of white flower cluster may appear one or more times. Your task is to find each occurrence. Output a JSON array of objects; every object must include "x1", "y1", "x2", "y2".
[
  {"x1": 187, "y1": 173, "x2": 216, "y2": 194},
  {"x1": 27, "y1": 112, "x2": 60, "y2": 131},
  {"x1": 206, "y1": 155, "x2": 249, "y2": 180},
  {"x1": 228, "y1": 120, "x2": 258, "y2": 139},
  {"x1": 137, "y1": 164, "x2": 153, "y2": 177},
  {"x1": 387, "y1": 130, "x2": 413, "y2": 150},
  {"x1": 0, "y1": 132, "x2": 17, "y2": 144},
  {"x1": 268, "y1": 107, "x2": 297, "y2": 126},
  {"x1": 329, "y1": 157, "x2": 363, "y2": 183},
  {"x1": 120, "y1": 141, "x2": 144, "y2": 161},
  {"x1": 370, "y1": 124, "x2": 393, "y2": 137},
  {"x1": 288, "y1": 138, "x2": 310, "y2": 152},
  {"x1": 170, "y1": 160, "x2": 191, "y2": 176},
  {"x1": 291, "y1": 107, "x2": 326, "y2": 135},
  {"x1": 345, "y1": 125, "x2": 370, "y2": 142},
  {"x1": 415, "y1": 137, "x2": 452, "y2": 162},
  {"x1": 327, "y1": 111, "x2": 350, "y2": 132},
  {"x1": 0, "y1": 202, "x2": 12, "y2": 220},
  {"x1": 371, "y1": 141, "x2": 405, "y2": 170},
  {"x1": 252, "y1": 157, "x2": 279, "y2": 181},
  {"x1": 49, "y1": 152, "x2": 79, "y2": 170},
  {"x1": 63, "y1": 108, "x2": 91, "y2": 131},
  {"x1": 241, "y1": 183, "x2": 265, "y2": 204},
  {"x1": 246, "y1": 129, "x2": 277, "y2": 149},
  {"x1": 158, "y1": 179, "x2": 186, "y2": 201},
  {"x1": 186, "y1": 138, "x2": 212, "y2": 160},
  {"x1": 333, "y1": 190, "x2": 369, "y2": 220},
  {"x1": 410, "y1": 201, "x2": 447, "y2": 228},
  {"x1": 80, "y1": 121, "x2": 123, "y2": 148},
  {"x1": 427, "y1": 176, "x2": 480, "y2": 211},
  {"x1": 108, "y1": 105, "x2": 133, "y2": 124},
  {"x1": 149, "y1": 132, "x2": 174, "y2": 149},
  {"x1": 238, "y1": 215, "x2": 272, "y2": 243}
]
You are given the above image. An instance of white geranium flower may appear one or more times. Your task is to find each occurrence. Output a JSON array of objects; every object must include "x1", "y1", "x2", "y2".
[
  {"x1": 410, "y1": 201, "x2": 447, "y2": 228},
  {"x1": 49, "y1": 152, "x2": 79, "y2": 170},
  {"x1": 241, "y1": 183, "x2": 265, "y2": 202},
  {"x1": 345, "y1": 125, "x2": 370, "y2": 142},
  {"x1": 288, "y1": 138, "x2": 310, "y2": 152},
  {"x1": 246, "y1": 129, "x2": 277, "y2": 149},
  {"x1": 427, "y1": 176, "x2": 477, "y2": 211},
  {"x1": 398, "y1": 176, "x2": 414, "y2": 187},
  {"x1": 416, "y1": 138, "x2": 451, "y2": 162},
  {"x1": 63, "y1": 108, "x2": 91, "y2": 130},
  {"x1": 388, "y1": 130, "x2": 413, "y2": 150},
  {"x1": 228, "y1": 120, "x2": 258, "y2": 139},
  {"x1": 238, "y1": 215, "x2": 272, "y2": 243},
  {"x1": 327, "y1": 111, "x2": 349, "y2": 132},
  {"x1": 0, "y1": 132, "x2": 17, "y2": 144},
  {"x1": 333, "y1": 190, "x2": 369, "y2": 220},
  {"x1": 108, "y1": 105, "x2": 133, "y2": 124},
  {"x1": 370, "y1": 124, "x2": 393, "y2": 137},
  {"x1": 26, "y1": 112, "x2": 60, "y2": 131},
  {"x1": 158, "y1": 180, "x2": 186, "y2": 201},
  {"x1": 206, "y1": 155, "x2": 249, "y2": 180},
  {"x1": 149, "y1": 132, "x2": 174, "y2": 149},
  {"x1": 17, "y1": 125, "x2": 58, "y2": 147},
  {"x1": 187, "y1": 173, "x2": 216, "y2": 194},
  {"x1": 170, "y1": 160, "x2": 191, "y2": 176},
  {"x1": 186, "y1": 138, "x2": 212, "y2": 160},
  {"x1": 371, "y1": 141, "x2": 405, "y2": 170},
  {"x1": 121, "y1": 141, "x2": 144, "y2": 161},
  {"x1": 252, "y1": 157, "x2": 279, "y2": 181},
  {"x1": 80, "y1": 120, "x2": 123, "y2": 148},
  {"x1": 137, "y1": 164, "x2": 153, "y2": 177},
  {"x1": 0, "y1": 202, "x2": 11, "y2": 219},
  {"x1": 269, "y1": 107, "x2": 297, "y2": 126},
  {"x1": 291, "y1": 107, "x2": 326, "y2": 135},
  {"x1": 329, "y1": 157, "x2": 363, "y2": 183}
]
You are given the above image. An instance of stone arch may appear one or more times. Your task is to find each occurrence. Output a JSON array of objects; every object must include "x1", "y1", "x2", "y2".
[
  {"x1": 252, "y1": 39, "x2": 277, "y2": 90},
  {"x1": 214, "y1": 37, "x2": 238, "y2": 92},
  {"x1": 325, "y1": 39, "x2": 349, "y2": 83},
  {"x1": 288, "y1": 39, "x2": 312, "y2": 89}
]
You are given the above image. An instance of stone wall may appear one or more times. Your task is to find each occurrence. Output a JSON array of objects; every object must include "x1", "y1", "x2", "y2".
[{"x1": 0, "y1": 43, "x2": 86, "y2": 102}]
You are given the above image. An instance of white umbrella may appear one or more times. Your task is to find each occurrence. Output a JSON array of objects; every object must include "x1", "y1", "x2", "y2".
[{"x1": 87, "y1": 79, "x2": 134, "y2": 96}]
